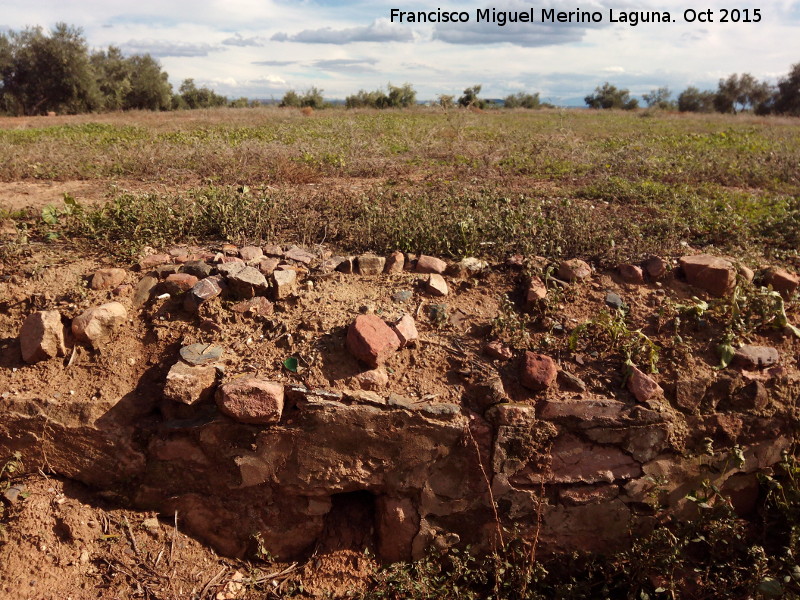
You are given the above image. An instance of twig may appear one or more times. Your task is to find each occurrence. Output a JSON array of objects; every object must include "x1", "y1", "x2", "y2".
[
  {"x1": 123, "y1": 515, "x2": 140, "y2": 557},
  {"x1": 251, "y1": 562, "x2": 300, "y2": 585},
  {"x1": 199, "y1": 565, "x2": 228, "y2": 600},
  {"x1": 170, "y1": 510, "x2": 178, "y2": 565},
  {"x1": 464, "y1": 424, "x2": 504, "y2": 550}
]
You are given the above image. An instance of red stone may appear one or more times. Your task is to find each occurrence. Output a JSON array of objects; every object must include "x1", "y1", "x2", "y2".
[
  {"x1": 558, "y1": 259, "x2": 591, "y2": 282},
  {"x1": 415, "y1": 255, "x2": 447, "y2": 274},
  {"x1": 19, "y1": 310, "x2": 66, "y2": 363},
  {"x1": 215, "y1": 378, "x2": 284, "y2": 424},
  {"x1": 139, "y1": 254, "x2": 171, "y2": 269},
  {"x1": 392, "y1": 314, "x2": 418, "y2": 348},
  {"x1": 766, "y1": 268, "x2": 799, "y2": 299},
  {"x1": 91, "y1": 268, "x2": 126, "y2": 290},
  {"x1": 484, "y1": 340, "x2": 513, "y2": 360},
  {"x1": 346, "y1": 314, "x2": 401, "y2": 368},
  {"x1": 165, "y1": 273, "x2": 199, "y2": 293},
  {"x1": 520, "y1": 352, "x2": 557, "y2": 391},
  {"x1": 627, "y1": 366, "x2": 663, "y2": 403},
  {"x1": 679, "y1": 254, "x2": 736, "y2": 297},
  {"x1": 384, "y1": 251, "x2": 405, "y2": 274},
  {"x1": 618, "y1": 264, "x2": 644, "y2": 284},
  {"x1": 643, "y1": 256, "x2": 667, "y2": 279}
]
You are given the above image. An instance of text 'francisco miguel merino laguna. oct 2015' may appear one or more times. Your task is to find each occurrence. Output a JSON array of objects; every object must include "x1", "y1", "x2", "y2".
[{"x1": 389, "y1": 7, "x2": 763, "y2": 26}]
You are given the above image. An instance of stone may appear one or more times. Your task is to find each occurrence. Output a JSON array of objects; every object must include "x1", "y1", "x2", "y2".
[
  {"x1": 545, "y1": 434, "x2": 641, "y2": 484},
  {"x1": 231, "y1": 296, "x2": 273, "y2": 317},
  {"x1": 133, "y1": 274, "x2": 159, "y2": 308},
  {"x1": 155, "y1": 264, "x2": 180, "y2": 278},
  {"x1": 227, "y1": 266, "x2": 268, "y2": 298},
  {"x1": 558, "y1": 259, "x2": 591, "y2": 282},
  {"x1": 384, "y1": 251, "x2": 405, "y2": 274},
  {"x1": 605, "y1": 292, "x2": 625, "y2": 310},
  {"x1": 679, "y1": 254, "x2": 736, "y2": 297},
  {"x1": 257, "y1": 257, "x2": 281, "y2": 275},
  {"x1": 559, "y1": 485, "x2": 620, "y2": 506},
  {"x1": 219, "y1": 255, "x2": 244, "y2": 265},
  {"x1": 557, "y1": 370, "x2": 587, "y2": 392},
  {"x1": 732, "y1": 345, "x2": 780, "y2": 370},
  {"x1": 320, "y1": 256, "x2": 346, "y2": 272},
  {"x1": 643, "y1": 256, "x2": 667, "y2": 279},
  {"x1": 484, "y1": 340, "x2": 513, "y2": 361},
  {"x1": 271, "y1": 269, "x2": 297, "y2": 299},
  {"x1": 487, "y1": 403, "x2": 536, "y2": 427},
  {"x1": 112, "y1": 284, "x2": 132, "y2": 297},
  {"x1": 164, "y1": 273, "x2": 199, "y2": 294},
  {"x1": 731, "y1": 381, "x2": 769, "y2": 411},
  {"x1": 392, "y1": 289, "x2": 413, "y2": 303},
  {"x1": 263, "y1": 244, "x2": 284, "y2": 258},
  {"x1": 738, "y1": 264, "x2": 755, "y2": 283},
  {"x1": 72, "y1": 302, "x2": 127, "y2": 346},
  {"x1": 90, "y1": 268, "x2": 126, "y2": 291},
  {"x1": 239, "y1": 246, "x2": 263, "y2": 263},
  {"x1": 19, "y1": 310, "x2": 66, "y2": 363},
  {"x1": 520, "y1": 352, "x2": 557, "y2": 391},
  {"x1": 215, "y1": 378, "x2": 284, "y2": 425},
  {"x1": 351, "y1": 367, "x2": 389, "y2": 391},
  {"x1": 525, "y1": 276, "x2": 547, "y2": 309},
  {"x1": 449, "y1": 257, "x2": 487, "y2": 278},
  {"x1": 335, "y1": 257, "x2": 355, "y2": 274},
  {"x1": 346, "y1": 314, "x2": 401, "y2": 368},
  {"x1": 618, "y1": 264, "x2": 644, "y2": 284},
  {"x1": 415, "y1": 255, "x2": 447, "y2": 274},
  {"x1": 392, "y1": 314, "x2": 418, "y2": 348},
  {"x1": 627, "y1": 366, "x2": 663, "y2": 403},
  {"x1": 139, "y1": 254, "x2": 171, "y2": 269},
  {"x1": 357, "y1": 254, "x2": 386, "y2": 276},
  {"x1": 765, "y1": 268, "x2": 799, "y2": 299},
  {"x1": 164, "y1": 361, "x2": 218, "y2": 405},
  {"x1": 180, "y1": 343, "x2": 224, "y2": 366},
  {"x1": 181, "y1": 261, "x2": 213, "y2": 279},
  {"x1": 184, "y1": 277, "x2": 223, "y2": 312},
  {"x1": 218, "y1": 262, "x2": 246, "y2": 278},
  {"x1": 221, "y1": 243, "x2": 238, "y2": 256},
  {"x1": 284, "y1": 245, "x2": 314, "y2": 265},
  {"x1": 376, "y1": 497, "x2": 419, "y2": 563},
  {"x1": 425, "y1": 274, "x2": 448, "y2": 296}
]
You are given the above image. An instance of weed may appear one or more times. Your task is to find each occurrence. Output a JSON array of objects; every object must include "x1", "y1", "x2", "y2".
[
  {"x1": 490, "y1": 294, "x2": 532, "y2": 348},
  {"x1": 568, "y1": 309, "x2": 660, "y2": 373}
]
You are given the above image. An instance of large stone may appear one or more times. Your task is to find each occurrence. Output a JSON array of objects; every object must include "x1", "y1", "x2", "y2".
[
  {"x1": 71, "y1": 302, "x2": 127, "y2": 346},
  {"x1": 558, "y1": 259, "x2": 591, "y2": 282},
  {"x1": 19, "y1": 310, "x2": 66, "y2": 363},
  {"x1": 765, "y1": 268, "x2": 799, "y2": 299},
  {"x1": 346, "y1": 314, "x2": 401, "y2": 368},
  {"x1": 285, "y1": 245, "x2": 314, "y2": 265},
  {"x1": 679, "y1": 254, "x2": 736, "y2": 297},
  {"x1": 627, "y1": 366, "x2": 663, "y2": 403},
  {"x1": 535, "y1": 434, "x2": 641, "y2": 484},
  {"x1": 732, "y1": 345, "x2": 780, "y2": 370},
  {"x1": 181, "y1": 260, "x2": 213, "y2": 279},
  {"x1": 239, "y1": 246, "x2": 263, "y2": 263},
  {"x1": 271, "y1": 269, "x2": 297, "y2": 299},
  {"x1": 90, "y1": 268, "x2": 126, "y2": 291},
  {"x1": 384, "y1": 251, "x2": 405, "y2": 274},
  {"x1": 415, "y1": 255, "x2": 447, "y2": 274},
  {"x1": 133, "y1": 273, "x2": 159, "y2": 308},
  {"x1": 164, "y1": 361, "x2": 218, "y2": 405},
  {"x1": 164, "y1": 273, "x2": 198, "y2": 294},
  {"x1": 215, "y1": 378, "x2": 284, "y2": 425},
  {"x1": 227, "y1": 266, "x2": 268, "y2": 298},
  {"x1": 520, "y1": 352, "x2": 557, "y2": 391},
  {"x1": 357, "y1": 254, "x2": 386, "y2": 276},
  {"x1": 425, "y1": 274, "x2": 448, "y2": 296}
]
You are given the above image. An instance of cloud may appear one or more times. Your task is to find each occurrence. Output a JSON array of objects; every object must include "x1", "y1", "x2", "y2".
[
  {"x1": 222, "y1": 33, "x2": 264, "y2": 47},
  {"x1": 312, "y1": 58, "x2": 378, "y2": 73},
  {"x1": 433, "y1": 1, "x2": 610, "y2": 47},
  {"x1": 272, "y1": 18, "x2": 413, "y2": 44},
  {"x1": 252, "y1": 60, "x2": 297, "y2": 66},
  {"x1": 120, "y1": 39, "x2": 222, "y2": 57}
]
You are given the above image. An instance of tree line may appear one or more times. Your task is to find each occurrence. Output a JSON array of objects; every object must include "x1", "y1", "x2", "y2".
[{"x1": 1, "y1": 24, "x2": 799, "y2": 117}]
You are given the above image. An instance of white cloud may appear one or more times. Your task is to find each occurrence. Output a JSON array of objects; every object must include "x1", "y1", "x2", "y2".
[{"x1": 272, "y1": 18, "x2": 413, "y2": 43}]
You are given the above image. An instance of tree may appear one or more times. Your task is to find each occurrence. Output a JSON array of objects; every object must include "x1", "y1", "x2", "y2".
[
  {"x1": 175, "y1": 78, "x2": 227, "y2": 109},
  {"x1": 124, "y1": 54, "x2": 172, "y2": 110},
  {"x1": 345, "y1": 83, "x2": 416, "y2": 109},
  {"x1": 458, "y1": 85, "x2": 486, "y2": 109},
  {"x1": 280, "y1": 90, "x2": 301, "y2": 108},
  {"x1": 584, "y1": 83, "x2": 638, "y2": 110},
  {"x1": 642, "y1": 87, "x2": 674, "y2": 110},
  {"x1": 91, "y1": 46, "x2": 131, "y2": 111},
  {"x1": 0, "y1": 23, "x2": 100, "y2": 115},
  {"x1": 714, "y1": 73, "x2": 772, "y2": 113},
  {"x1": 503, "y1": 92, "x2": 541, "y2": 109},
  {"x1": 677, "y1": 86, "x2": 715, "y2": 113},
  {"x1": 774, "y1": 62, "x2": 800, "y2": 116}
]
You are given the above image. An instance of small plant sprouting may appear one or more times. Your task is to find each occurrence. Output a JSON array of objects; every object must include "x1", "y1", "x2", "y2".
[{"x1": 568, "y1": 309, "x2": 660, "y2": 373}]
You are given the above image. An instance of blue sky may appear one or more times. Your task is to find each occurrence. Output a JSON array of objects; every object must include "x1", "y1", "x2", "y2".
[{"x1": 1, "y1": 1, "x2": 799, "y2": 105}]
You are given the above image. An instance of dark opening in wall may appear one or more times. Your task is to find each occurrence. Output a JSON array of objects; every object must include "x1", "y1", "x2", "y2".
[{"x1": 318, "y1": 490, "x2": 376, "y2": 554}]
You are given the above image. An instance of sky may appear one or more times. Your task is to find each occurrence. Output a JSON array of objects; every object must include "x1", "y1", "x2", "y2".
[{"x1": 1, "y1": 1, "x2": 799, "y2": 105}]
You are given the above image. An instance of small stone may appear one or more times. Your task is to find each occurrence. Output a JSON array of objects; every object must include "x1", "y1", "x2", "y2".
[
  {"x1": 139, "y1": 254, "x2": 171, "y2": 270},
  {"x1": 2, "y1": 485, "x2": 26, "y2": 504},
  {"x1": 392, "y1": 314, "x2": 419, "y2": 348},
  {"x1": 133, "y1": 274, "x2": 159, "y2": 308},
  {"x1": 392, "y1": 290, "x2": 413, "y2": 303},
  {"x1": 19, "y1": 310, "x2": 66, "y2": 363},
  {"x1": 627, "y1": 366, "x2": 663, "y2": 402},
  {"x1": 284, "y1": 245, "x2": 314, "y2": 264},
  {"x1": 352, "y1": 367, "x2": 389, "y2": 391},
  {"x1": 231, "y1": 296, "x2": 273, "y2": 317},
  {"x1": 221, "y1": 243, "x2": 238, "y2": 256},
  {"x1": 557, "y1": 370, "x2": 587, "y2": 392},
  {"x1": 179, "y1": 343, "x2": 224, "y2": 366},
  {"x1": 90, "y1": 268, "x2": 126, "y2": 291},
  {"x1": 257, "y1": 257, "x2": 281, "y2": 275},
  {"x1": 155, "y1": 264, "x2": 180, "y2": 278},
  {"x1": 732, "y1": 345, "x2": 780, "y2": 370},
  {"x1": 218, "y1": 255, "x2": 244, "y2": 265},
  {"x1": 184, "y1": 277, "x2": 223, "y2": 311},
  {"x1": 384, "y1": 251, "x2": 405, "y2": 274},
  {"x1": 335, "y1": 257, "x2": 355, "y2": 274},
  {"x1": 618, "y1": 264, "x2": 644, "y2": 284},
  {"x1": 181, "y1": 261, "x2": 213, "y2": 279},
  {"x1": 346, "y1": 314, "x2": 401, "y2": 368},
  {"x1": 216, "y1": 378, "x2": 284, "y2": 425},
  {"x1": 164, "y1": 273, "x2": 199, "y2": 294},
  {"x1": 72, "y1": 302, "x2": 127, "y2": 346},
  {"x1": 271, "y1": 269, "x2": 297, "y2": 300},
  {"x1": 558, "y1": 259, "x2": 591, "y2": 282},
  {"x1": 449, "y1": 257, "x2": 487, "y2": 278},
  {"x1": 263, "y1": 244, "x2": 284, "y2": 258},
  {"x1": 738, "y1": 264, "x2": 755, "y2": 284},
  {"x1": 643, "y1": 256, "x2": 667, "y2": 279},
  {"x1": 520, "y1": 352, "x2": 557, "y2": 391},
  {"x1": 239, "y1": 246, "x2": 263, "y2": 263},
  {"x1": 425, "y1": 274, "x2": 448, "y2": 296},
  {"x1": 679, "y1": 254, "x2": 736, "y2": 297},
  {"x1": 217, "y1": 262, "x2": 246, "y2": 278},
  {"x1": 484, "y1": 340, "x2": 513, "y2": 361},
  {"x1": 164, "y1": 361, "x2": 218, "y2": 405},
  {"x1": 321, "y1": 256, "x2": 347, "y2": 272},
  {"x1": 415, "y1": 255, "x2": 447, "y2": 274},
  {"x1": 112, "y1": 284, "x2": 132, "y2": 297},
  {"x1": 227, "y1": 266, "x2": 268, "y2": 299},
  {"x1": 605, "y1": 292, "x2": 625, "y2": 310},
  {"x1": 168, "y1": 247, "x2": 189, "y2": 259},
  {"x1": 357, "y1": 254, "x2": 386, "y2": 276},
  {"x1": 524, "y1": 276, "x2": 547, "y2": 309},
  {"x1": 765, "y1": 268, "x2": 799, "y2": 299}
]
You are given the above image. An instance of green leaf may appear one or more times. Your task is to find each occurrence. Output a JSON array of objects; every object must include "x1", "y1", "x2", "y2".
[
  {"x1": 41, "y1": 205, "x2": 59, "y2": 225},
  {"x1": 283, "y1": 357, "x2": 299, "y2": 372},
  {"x1": 717, "y1": 342, "x2": 735, "y2": 369}
]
